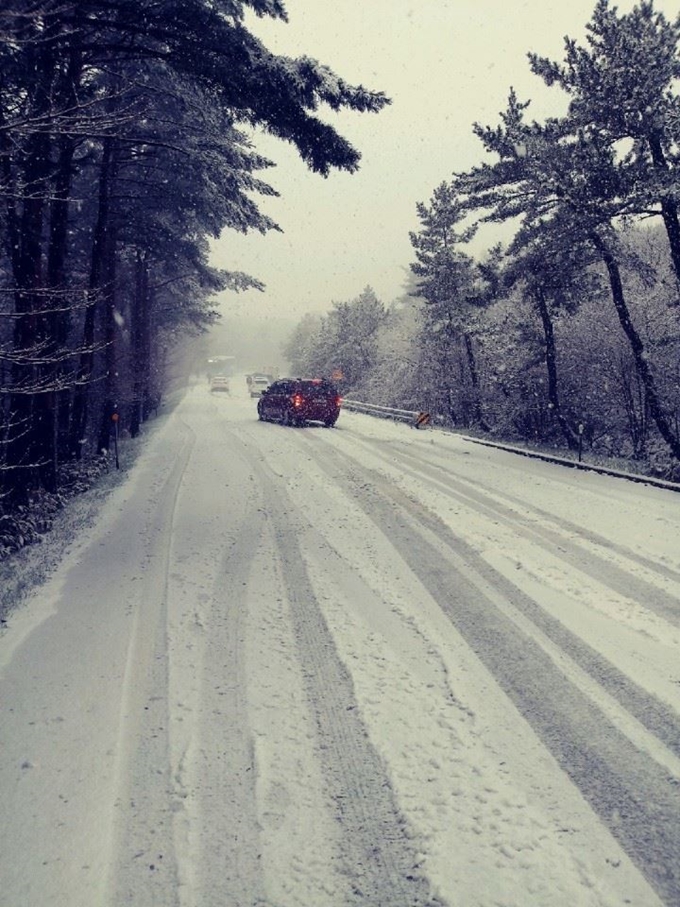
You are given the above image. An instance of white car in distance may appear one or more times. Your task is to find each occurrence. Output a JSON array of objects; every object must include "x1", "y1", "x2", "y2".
[
  {"x1": 249, "y1": 375, "x2": 271, "y2": 397},
  {"x1": 209, "y1": 375, "x2": 230, "y2": 393}
]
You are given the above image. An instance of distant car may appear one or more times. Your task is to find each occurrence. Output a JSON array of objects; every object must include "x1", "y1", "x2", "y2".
[
  {"x1": 249, "y1": 375, "x2": 271, "y2": 397},
  {"x1": 209, "y1": 375, "x2": 230, "y2": 393},
  {"x1": 257, "y1": 378, "x2": 341, "y2": 427}
]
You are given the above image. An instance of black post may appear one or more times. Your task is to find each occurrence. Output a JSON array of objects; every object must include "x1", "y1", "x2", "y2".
[{"x1": 112, "y1": 412, "x2": 120, "y2": 469}]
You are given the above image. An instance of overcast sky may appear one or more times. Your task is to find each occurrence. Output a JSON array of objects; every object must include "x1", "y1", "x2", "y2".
[{"x1": 209, "y1": 0, "x2": 680, "y2": 321}]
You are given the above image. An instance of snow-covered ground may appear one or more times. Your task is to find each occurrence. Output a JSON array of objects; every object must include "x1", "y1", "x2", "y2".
[{"x1": 1, "y1": 375, "x2": 679, "y2": 907}]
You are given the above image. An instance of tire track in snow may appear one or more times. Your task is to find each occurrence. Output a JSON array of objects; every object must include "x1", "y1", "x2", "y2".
[
  {"x1": 167, "y1": 408, "x2": 268, "y2": 907},
  {"x1": 321, "y1": 462, "x2": 680, "y2": 907},
  {"x1": 337, "y1": 431, "x2": 680, "y2": 628},
  {"x1": 398, "y1": 443, "x2": 680, "y2": 623},
  {"x1": 173, "y1": 512, "x2": 267, "y2": 907},
  {"x1": 251, "y1": 462, "x2": 440, "y2": 907},
  {"x1": 105, "y1": 419, "x2": 198, "y2": 906},
  {"x1": 309, "y1": 430, "x2": 680, "y2": 747},
  {"x1": 346, "y1": 443, "x2": 680, "y2": 750}
]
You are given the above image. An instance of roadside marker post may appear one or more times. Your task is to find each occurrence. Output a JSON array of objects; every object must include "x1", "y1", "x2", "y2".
[
  {"x1": 415, "y1": 412, "x2": 431, "y2": 429},
  {"x1": 111, "y1": 412, "x2": 120, "y2": 469}
]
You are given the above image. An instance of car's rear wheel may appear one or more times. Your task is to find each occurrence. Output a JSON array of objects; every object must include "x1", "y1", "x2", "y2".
[{"x1": 324, "y1": 419, "x2": 337, "y2": 427}]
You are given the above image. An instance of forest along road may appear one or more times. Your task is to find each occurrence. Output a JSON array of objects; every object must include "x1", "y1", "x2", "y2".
[{"x1": 1, "y1": 377, "x2": 680, "y2": 907}]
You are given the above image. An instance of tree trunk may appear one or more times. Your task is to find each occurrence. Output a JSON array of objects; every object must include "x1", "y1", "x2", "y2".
[
  {"x1": 647, "y1": 131, "x2": 680, "y2": 292},
  {"x1": 46, "y1": 83, "x2": 80, "y2": 468},
  {"x1": 70, "y1": 137, "x2": 118, "y2": 459},
  {"x1": 462, "y1": 332, "x2": 490, "y2": 431},
  {"x1": 4, "y1": 40, "x2": 56, "y2": 502},
  {"x1": 591, "y1": 231, "x2": 680, "y2": 460},
  {"x1": 50, "y1": 132, "x2": 78, "y2": 465},
  {"x1": 534, "y1": 288, "x2": 579, "y2": 450},
  {"x1": 96, "y1": 242, "x2": 120, "y2": 454},
  {"x1": 129, "y1": 249, "x2": 151, "y2": 438}
]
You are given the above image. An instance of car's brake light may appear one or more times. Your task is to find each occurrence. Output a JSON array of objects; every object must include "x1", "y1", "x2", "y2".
[
  {"x1": 336, "y1": 396, "x2": 342, "y2": 407},
  {"x1": 292, "y1": 394, "x2": 304, "y2": 408}
]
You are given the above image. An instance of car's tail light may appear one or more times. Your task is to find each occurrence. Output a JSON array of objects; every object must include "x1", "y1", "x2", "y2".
[
  {"x1": 335, "y1": 396, "x2": 342, "y2": 407},
  {"x1": 292, "y1": 394, "x2": 304, "y2": 408}
]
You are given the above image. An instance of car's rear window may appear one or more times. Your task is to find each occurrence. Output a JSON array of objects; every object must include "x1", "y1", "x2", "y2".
[{"x1": 298, "y1": 381, "x2": 337, "y2": 398}]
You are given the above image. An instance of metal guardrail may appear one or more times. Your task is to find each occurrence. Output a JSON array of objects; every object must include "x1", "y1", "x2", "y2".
[{"x1": 341, "y1": 399, "x2": 419, "y2": 423}]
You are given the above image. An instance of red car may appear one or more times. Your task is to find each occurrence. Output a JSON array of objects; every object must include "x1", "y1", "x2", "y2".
[{"x1": 257, "y1": 378, "x2": 341, "y2": 427}]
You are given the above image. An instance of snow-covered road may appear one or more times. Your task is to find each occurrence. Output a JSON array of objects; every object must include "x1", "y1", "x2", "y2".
[{"x1": 1, "y1": 376, "x2": 679, "y2": 907}]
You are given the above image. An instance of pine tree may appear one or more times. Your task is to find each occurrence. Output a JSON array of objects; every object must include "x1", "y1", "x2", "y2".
[
  {"x1": 461, "y1": 89, "x2": 680, "y2": 460},
  {"x1": 529, "y1": 0, "x2": 680, "y2": 289},
  {"x1": 409, "y1": 182, "x2": 490, "y2": 428},
  {"x1": 0, "y1": 0, "x2": 390, "y2": 504}
]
